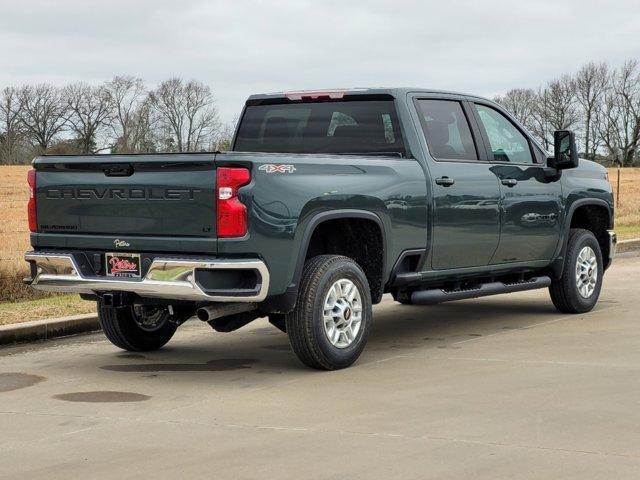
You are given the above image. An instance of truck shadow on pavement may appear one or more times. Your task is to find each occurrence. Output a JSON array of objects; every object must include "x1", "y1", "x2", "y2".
[
  {"x1": 365, "y1": 297, "x2": 559, "y2": 351},
  {"x1": 95, "y1": 294, "x2": 589, "y2": 375},
  {"x1": 101, "y1": 358, "x2": 258, "y2": 372}
]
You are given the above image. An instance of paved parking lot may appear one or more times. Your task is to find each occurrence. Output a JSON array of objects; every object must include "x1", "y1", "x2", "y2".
[{"x1": 1, "y1": 252, "x2": 639, "y2": 479}]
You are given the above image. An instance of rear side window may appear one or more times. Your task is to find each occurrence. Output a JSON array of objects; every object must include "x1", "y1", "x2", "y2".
[
  {"x1": 417, "y1": 99, "x2": 478, "y2": 161},
  {"x1": 474, "y1": 104, "x2": 533, "y2": 164},
  {"x1": 234, "y1": 100, "x2": 405, "y2": 156}
]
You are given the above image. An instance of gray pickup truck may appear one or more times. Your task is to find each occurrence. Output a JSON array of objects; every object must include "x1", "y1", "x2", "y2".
[{"x1": 25, "y1": 88, "x2": 616, "y2": 370}]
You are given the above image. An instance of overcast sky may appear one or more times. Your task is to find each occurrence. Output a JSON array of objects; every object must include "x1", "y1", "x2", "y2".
[{"x1": 1, "y1": 0, "x2": 639, "y2": 124}]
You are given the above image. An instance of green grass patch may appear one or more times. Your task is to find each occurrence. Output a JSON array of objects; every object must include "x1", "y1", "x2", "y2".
[
  {"x1": 616, "y1": 224, "x2": 640, "y2": 241},
  {"x1": 0, "y1": 294, "x2": 96, "y2": 326}
]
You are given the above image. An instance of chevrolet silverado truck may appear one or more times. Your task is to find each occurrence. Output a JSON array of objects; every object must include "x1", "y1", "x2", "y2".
[{"x1": 24, "y1": 88, "x2": 616, "y2": 370}]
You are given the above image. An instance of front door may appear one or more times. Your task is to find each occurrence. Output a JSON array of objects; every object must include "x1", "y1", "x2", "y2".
[
  {"x1": 471, "y1": 103, "x2": 562, "y2": 263},
  {"x1": 415, "y1": 99, "x2": 501, "y2": 270}
]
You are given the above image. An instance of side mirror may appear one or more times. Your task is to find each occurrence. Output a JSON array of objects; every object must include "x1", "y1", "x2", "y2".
[{"x1": 549, "y1": 130, "x2": 579, "y2": 170}]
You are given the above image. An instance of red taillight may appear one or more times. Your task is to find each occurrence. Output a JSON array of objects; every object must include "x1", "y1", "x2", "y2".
[
  {"x1": 216, "y1": 167, "x2": 250, "y2": 238},
  {"x1": 27, "y1": 168, "x2": 37, "y2": 232}
]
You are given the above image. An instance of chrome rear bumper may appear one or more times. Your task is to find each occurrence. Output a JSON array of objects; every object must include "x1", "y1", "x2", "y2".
[{"x1": 24, "y1": 252, "x2": 269, "y2": 302}]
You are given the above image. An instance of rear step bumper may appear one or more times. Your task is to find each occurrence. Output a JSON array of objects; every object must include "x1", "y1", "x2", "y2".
[
  {"x1": 24, "y1": 252, "x2": 269, "y2": 303},
  {"x1": 411, "y1": 276, "x2": 551, "y2": 305}
]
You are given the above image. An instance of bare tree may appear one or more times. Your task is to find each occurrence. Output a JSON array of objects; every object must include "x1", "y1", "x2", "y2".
[
  {"x1": 494, "y1": 88, "x2": 537, "y2": 134},
  {"x1": 0, "y1": 87, "x2": 24, "y2": 163},
  {"x1": 546, "y1": 75, "x2": 580, "y2": 131},
  {"x1": 598, "y1": 60, "x2": 640, "y2": 166},
  {"x1": 2, "y1": 59, "x2": 639, "y2": 165},
  {"x1": 18, "y1": 84, "x2": 68, "y2": 152},
  {"x1": 149, "y1": 78, "x2": 220, "y2": 152},
  {"x1": 184, "y1": 80, "x2": 220, "y2": 151},
  {"x1": 529, "y1": 89, "x2": 553, "y2": 150},
  {"x1": 213, "y1": 119, "x2": 237, "y2": 152},
  {"x1": 64, "y1": 83, "x2": 114, "y2": 153},
  {"x1": 575, "y1": 62, "x2": 609, "y2": 159},
  {"x1": 105, "y1": 75, "x2": 147, "y2": 152},
  {"x1": 129, "y1": 97, "x2": 160, "y2": 153},
  {"x1": 531, "y1": 75, "x2": 579, "y2": 150}
]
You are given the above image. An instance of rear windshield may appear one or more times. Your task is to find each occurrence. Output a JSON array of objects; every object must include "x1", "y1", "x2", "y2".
[{"x1": 233, "y1": 100, "x2": 405, "y2": 156}]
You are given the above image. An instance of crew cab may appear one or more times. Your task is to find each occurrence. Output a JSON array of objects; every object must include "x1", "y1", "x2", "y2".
[{"x1": 25, "y1": 88, "x2": 616, "y2": 369}]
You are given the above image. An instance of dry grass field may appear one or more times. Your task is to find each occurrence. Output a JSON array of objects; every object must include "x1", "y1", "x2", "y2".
[
  {"x1": 609, "y1": 167, "x2": 640, "y2": 239},
  {"x1": 0, "y1": 164, "x2": 638, "y2": 311},
  {"x1": 0, "y1": 166, "x2": 94, "y2": 319},
  {"x1": 0, "y1": 166, "x2": 37, "y2": 302}
]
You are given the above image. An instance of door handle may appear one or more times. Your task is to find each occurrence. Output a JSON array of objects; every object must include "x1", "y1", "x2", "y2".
[
  {"x1": 501, "y1": 178, "x2": 518, "y2": 187},
  {"x1": 435, "y1": 176, "x2": 455, "y2": 187}
]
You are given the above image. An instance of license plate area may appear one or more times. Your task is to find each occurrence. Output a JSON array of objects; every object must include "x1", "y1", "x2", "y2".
[{"x1": 105, "y1": 252, "x2": 141, "y2": 278}]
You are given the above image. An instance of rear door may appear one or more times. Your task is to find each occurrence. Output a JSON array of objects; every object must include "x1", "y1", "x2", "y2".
[
  {"x1": 470, "y1": 102, "x2": 562, "y2": 263},
  {"x1": 415, "y1": 98, "x2": 501, "y2": 270}
]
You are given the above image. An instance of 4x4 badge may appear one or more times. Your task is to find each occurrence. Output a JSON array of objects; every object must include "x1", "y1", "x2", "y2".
[{"x1": 259, "y1": 164, "x2": 296, "y2": 174}]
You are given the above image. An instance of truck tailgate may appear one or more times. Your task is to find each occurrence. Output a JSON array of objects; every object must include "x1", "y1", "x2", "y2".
[{"x1": 33, "y1": 154, "x2": 217, "y2": 245}]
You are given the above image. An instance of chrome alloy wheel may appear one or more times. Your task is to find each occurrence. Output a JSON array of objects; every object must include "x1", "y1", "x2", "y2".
[
  {"x1": 323, "y1": 279, "x2": 363, "y2": 348},
  {"x1": 576, "y1": 246, "x2": 598, "y2": 298}
]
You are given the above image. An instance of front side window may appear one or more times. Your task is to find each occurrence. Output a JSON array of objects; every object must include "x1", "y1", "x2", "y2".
[
  {"x1": 474, "y1": 104, "x2": 533, "y2": 164},
  {"x1": 234, "y1": 100, "x2": 405, "y2": 155},
  {"x1": 417, "y1": 99, "x2": 478, "y2": 161}
]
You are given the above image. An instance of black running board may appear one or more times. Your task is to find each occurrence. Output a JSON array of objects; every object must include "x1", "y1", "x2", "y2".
[{"x1": 410, "y1": 276, "x2": 551, "y2": 305}]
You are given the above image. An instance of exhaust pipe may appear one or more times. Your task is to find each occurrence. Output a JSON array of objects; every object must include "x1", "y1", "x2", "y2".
[{"x1": 196, "y1": 302, "x2": 257, "y2": 322}]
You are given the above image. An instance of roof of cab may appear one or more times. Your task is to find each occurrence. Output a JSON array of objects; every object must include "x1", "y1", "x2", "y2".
[{"x1": 246, "y1": 87, "x2": 492, "y2": 103}]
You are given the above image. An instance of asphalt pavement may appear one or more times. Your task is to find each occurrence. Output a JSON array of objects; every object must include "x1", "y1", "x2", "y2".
[{"x1": 1, "y1": 252, "x2": 639, "y2": 479}]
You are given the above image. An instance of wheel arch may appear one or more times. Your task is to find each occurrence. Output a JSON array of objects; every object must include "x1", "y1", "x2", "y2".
[
  {"x1": 261, "y1": 209, "x2": 388, "y2": 314},
  {"x1": 551, "y1": 198, "x2": 613, "y2": 277},
  {"x1": 298, "y1": 209, "x2": 387, "y2": 295}
]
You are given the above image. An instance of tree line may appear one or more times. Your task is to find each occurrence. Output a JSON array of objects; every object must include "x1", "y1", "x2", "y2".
[
  {"x1": 0, "y1": 76, "x2": 234, "y2": 164},
  {"x1": 494, "y1": 59, "x2": 640, "y2": 166},
  {"x1": 2, "y1": 61, "x2": 640, "y2": 166}
]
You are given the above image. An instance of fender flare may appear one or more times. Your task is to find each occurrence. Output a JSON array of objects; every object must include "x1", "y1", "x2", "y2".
[
  {"x1": 259, "y1": 209, "x2": 388, "y2": 314},
  {"x1": 291, "y1": 209, "x2": 388, "y2": 289},
  {"x1": 551, "y1": 198, "x2": 613, "y2": 277}
]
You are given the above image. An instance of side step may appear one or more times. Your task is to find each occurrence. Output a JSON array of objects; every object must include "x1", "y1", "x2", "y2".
[{"x1": 411, "y1": 276, "x2": 551, "y2": 305}]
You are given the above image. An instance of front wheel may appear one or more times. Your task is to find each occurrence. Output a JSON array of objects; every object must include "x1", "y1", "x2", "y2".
[
  {"x1": 285, "y1": 255, "x2": 372, "y2": 370},
  {"x1": 549, "y1": 228, "x2": 603, "y2": 313},
  {"x1": 98, "y1": 302, "x2": 178, "y2": 351}
]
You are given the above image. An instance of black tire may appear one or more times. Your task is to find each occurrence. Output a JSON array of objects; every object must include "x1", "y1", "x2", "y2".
[
  {"x1": 549, "y1": 228, "x2": 603, "y2": 313},
  {"x1": 98, "y1": 302, "x2": 177, "y2": 351},
  {"x1": 285, "y1": 255, "x2": 372, "y2": 370}
]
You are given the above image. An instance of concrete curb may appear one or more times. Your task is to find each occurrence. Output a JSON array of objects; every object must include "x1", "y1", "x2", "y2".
[
  {"x1": 617, "y1": 238, "x2": 640, "y2": 254},
  {"x1": 0, "y1": 313, "x2": 100, "y2": 346}
]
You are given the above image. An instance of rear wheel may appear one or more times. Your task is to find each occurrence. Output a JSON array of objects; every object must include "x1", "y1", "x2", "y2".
[
  {"x1": 98, "y1": 302, "x2": 178, "y2": 351},
  {"x1": 549, "y1": 228, "x2": 603, "y2": 313},
  {"x1": 285, "y1": 255, "x2": 372, "y2": 370}
]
